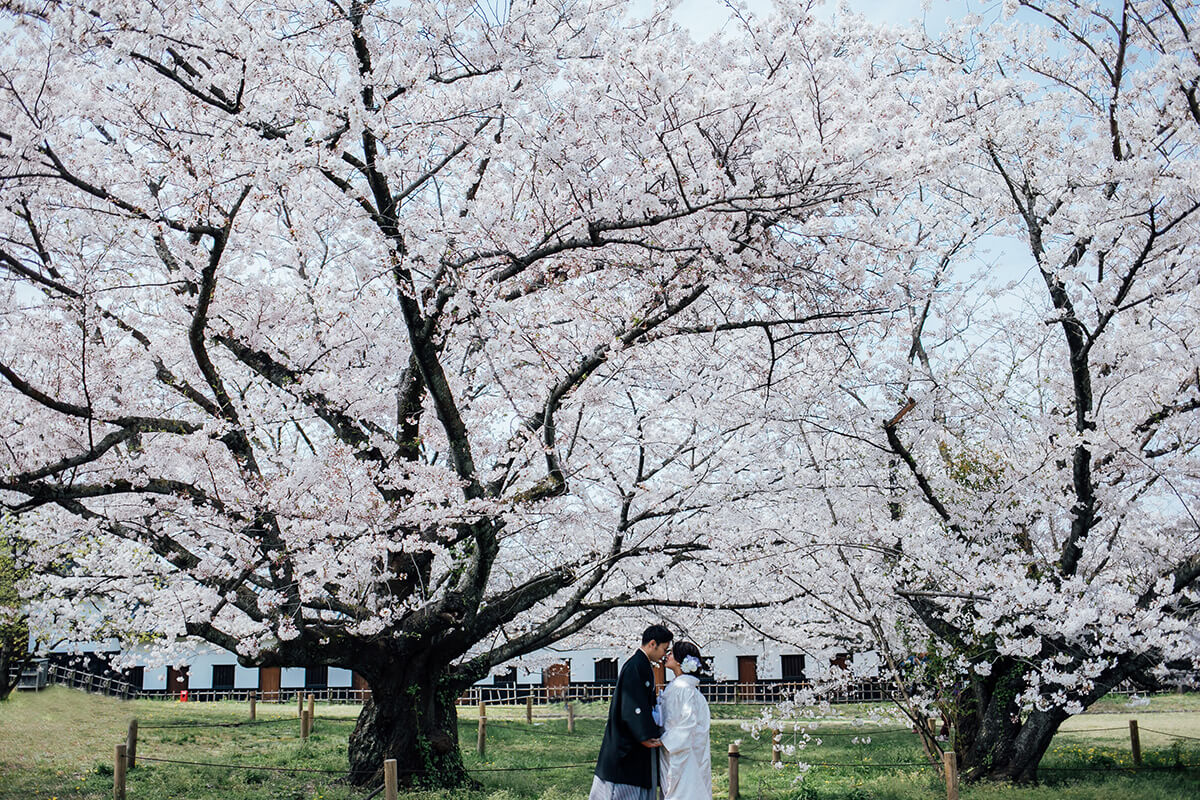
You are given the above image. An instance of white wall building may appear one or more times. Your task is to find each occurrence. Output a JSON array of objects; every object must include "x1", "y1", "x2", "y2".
[{"x1": 49, "y1": 637, "x2": 883, "y2": 696}]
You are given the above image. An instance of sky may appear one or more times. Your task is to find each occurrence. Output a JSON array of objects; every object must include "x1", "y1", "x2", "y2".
[{"x1": 669, "y1": 0, "x2": 1003, "y2": 38}]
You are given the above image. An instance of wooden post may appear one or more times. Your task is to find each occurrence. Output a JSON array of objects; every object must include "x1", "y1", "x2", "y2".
[
  {"x1": 114, "y1": 743, "x2": 127, "y2": 800},
  {"x1": 384, "y1": 758, "x2": 398, "y2": 800},
  {"x1": 249, "y1": 692, "x2": 257, "y2": 720},
  {"x1": 298, "y1": 692, "x2": 303, "y2": 717},
  {"x1": 526, "y1": 695, "x2": 533, "y2": 723},
  {"x1": 477, "y1": 703, "x2": 487, "y2": 757},
  {"x1": 1130, "y1": 719, "x2": 1142, "y2": 766},
  {"x1": 307, "y1": 694, "x2": 315, "y2": 731},
  {"x1": 727, "y1": 743, "x2": 740, "y2": 800},
  {"x1": 943, "y1": 750, "x2": 958, "y2": 800},
  {"x1": 567, "y1": 701, "x2": 576, "y2": 734},
  {"x1": 126, "y1": 719, "x2": 138, "y2": 770},
  {"x1": 301, "y1": 709, "x2": 311, "y2": 740},
  {"x1": 771, "y1": 728, "x2": 781, "y2": 764}
]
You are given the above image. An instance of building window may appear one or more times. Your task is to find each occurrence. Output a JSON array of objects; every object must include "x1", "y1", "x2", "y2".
[
  {"x1": 304, "y1": 665, "x2": 329, "y2": 689},
  {"x1": 594, "y1": 658, "x2": 618, "y2": 683},
  {"x1": 126, "y1": 666, "x2": 144, "y2": 690},
  {"x1": 780, "y1": 654, "x2": 806, "y2": 681},
  {"x1": 493, "y1": 666, "x2": 517, "y2": 685},
  {"x1": 212, "y1": 664, "x2": 235, "y2": 691}
]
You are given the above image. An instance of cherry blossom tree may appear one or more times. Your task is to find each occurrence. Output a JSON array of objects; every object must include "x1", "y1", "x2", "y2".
[
  {"x1": 0, "y1": 0, "x2": 928, "y2": 784},
  {"x1": 0, "y1": 518, "x2": 31, "y2": 701},
  {"x1": 741, "y1": 0, "x2": 1200, "y2": 784}
]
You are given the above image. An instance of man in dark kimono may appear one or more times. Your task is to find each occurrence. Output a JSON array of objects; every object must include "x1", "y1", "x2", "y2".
[{"x1": 590, "y1": 624, "x2": 673, "y2": 800}]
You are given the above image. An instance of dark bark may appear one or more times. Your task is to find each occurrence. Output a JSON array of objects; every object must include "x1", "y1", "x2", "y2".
[
  {"x1": 952, "y1": 657, "x2": 1143, "y2": 783},
  {"x1": 953, "y1": 661, "x2": 1059, "y2": 783},
  {"x1": 0, "y1": 634, "x2": 31, "y2": 701},
  {"x1": 346, "y1": 659, "x2": 473, "y2": 788}
]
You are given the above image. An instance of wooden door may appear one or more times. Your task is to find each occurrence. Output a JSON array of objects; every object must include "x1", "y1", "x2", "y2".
[
  {"x1": 544, "y1": 661, "x2": 570, "y2": 699},
  {"x1": 736, "y1": 656, "x2": 757, "y2": 701},
  {"x1": 212, "y1": 664, "x2": 235, "y2": 693},
  {"x1": 351, "y1": 671, "x2": 371, "y2": 701},
  {"x1": 653, "y1": 660, "x2": 667, "y2": 692},
  {"x1": 167, "y1": 665, "x2": 190, "y2": 698},
  {"x1": 259, "y1": 666, "x2": 281, "y2": 702}
]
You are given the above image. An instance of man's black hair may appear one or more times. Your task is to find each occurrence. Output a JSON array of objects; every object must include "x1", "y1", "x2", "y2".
[{"x1": 642, "y1": 624, "x2": 673, "y2": 645}]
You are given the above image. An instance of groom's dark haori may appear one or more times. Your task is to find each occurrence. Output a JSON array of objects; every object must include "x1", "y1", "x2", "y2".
[{"x1": 589, "y1": 624, "x2": 673, "y2": 800}]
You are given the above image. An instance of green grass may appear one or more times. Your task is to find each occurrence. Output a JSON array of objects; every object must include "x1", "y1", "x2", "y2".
[{"x1": 2, "y1": 687, "x2": 1199, "y2": 800}]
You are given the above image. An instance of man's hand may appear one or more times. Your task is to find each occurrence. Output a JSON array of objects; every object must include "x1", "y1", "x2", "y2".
[{"x1": 641, "y1": 738, "x2": 662, "y2": 748}]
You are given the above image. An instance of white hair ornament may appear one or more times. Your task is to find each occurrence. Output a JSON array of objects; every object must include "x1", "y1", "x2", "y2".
[{"x1": 681, "y1": 655, "x2": 701, "y2": 674}]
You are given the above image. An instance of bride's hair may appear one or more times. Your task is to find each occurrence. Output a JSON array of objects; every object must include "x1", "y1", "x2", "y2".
[{"x1": 672, "y1": 640, "x2": 709, "y2": 678}]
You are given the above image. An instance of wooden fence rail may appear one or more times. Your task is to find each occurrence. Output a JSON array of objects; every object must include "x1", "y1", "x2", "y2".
[{"x1": 27, "y1": 663, "x2": 1198, "y2": 711}]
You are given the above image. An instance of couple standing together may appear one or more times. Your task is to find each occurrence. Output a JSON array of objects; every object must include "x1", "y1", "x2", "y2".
[{"x1": 590, "y1": 625, "x2": 712, "y2": 800}]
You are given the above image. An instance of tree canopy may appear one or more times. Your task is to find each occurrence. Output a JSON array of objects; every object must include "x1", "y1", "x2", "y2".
[{"x1": 1, "y1": 0, "x2": 1197, "y2": 785}]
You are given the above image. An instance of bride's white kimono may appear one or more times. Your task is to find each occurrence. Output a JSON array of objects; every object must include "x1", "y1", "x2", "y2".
[{"x1": 658, "y1": 674, "x2": 712, "y2": 800}]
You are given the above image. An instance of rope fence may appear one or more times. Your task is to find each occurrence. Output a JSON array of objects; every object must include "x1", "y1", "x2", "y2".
[
  {"x1": 138, "y1": 716, "x2": 297, "y2": 730},
  {"x1": 135, "y1": 755, "x2": 346, "y2": 774},
  {"x1": 135, "y1": 753, "x2": 597, "y2": 775},
  {"x1": 742, "y1": 754, "x2": 935, "y2": 768},
  {"x1": 771, "y1": 726, "x2": 916, "y2": 737},
  {"x1": 106, "y1": 699, "x2": 1200, "y2": 800},
  {"x1": 1140, "y1": 727, "x2": 1200, "y2": 742},
  {"x1": 1040, "y1": 764, "x2": 1200, "y2": 771}
]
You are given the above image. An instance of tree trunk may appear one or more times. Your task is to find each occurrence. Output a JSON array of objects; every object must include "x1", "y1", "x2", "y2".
[
  {"x1": 0, "y1": 633, "x2": 31, "y2": 701},
  {"x1": 953, "y1": 661, "x2": 1073, "y2": 783},
  {"x1": 346, "y1": 663, "x2": 472, "y2": 788}
]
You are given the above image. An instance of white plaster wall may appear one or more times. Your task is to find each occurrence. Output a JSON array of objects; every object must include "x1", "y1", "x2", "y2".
[
  {"x1": 236, "y1": 665, "x2": 259, "y2": 689},
  {"x1": 142, "y1": 666, "x2": 166, "y2": 691},
  {"x1": 281, "y1": 667, "x2": 306, "y2": 688},
  {"x1": 50, "y1": 636, "x2": 882, "y2": 689},
  {"x1": 564, "y1": 648, "x2": 614, "y2": 683},
  {"x1": 516, "y1": 666, "x2": 541, "y2": 685},
  {"x1": 193, "y1": 661, "x2": 213, "y2": 689}
]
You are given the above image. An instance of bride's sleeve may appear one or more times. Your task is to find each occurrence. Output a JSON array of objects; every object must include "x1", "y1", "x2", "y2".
[{"x1": 660, "y1": 688, "x2": 698, "y2": 753}]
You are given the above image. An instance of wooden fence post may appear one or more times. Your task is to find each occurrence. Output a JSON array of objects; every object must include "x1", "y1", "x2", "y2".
[
  {"x1": 301, "y1": 709, "x2": 311, "y2": 740},
  {"x1": 307, "y1": 694, "x2": 316, "y2": 731},
  {"x1": 114, "y1": 743, "x2": 127, "y2": 800},
  {"x1": 477, "y1": 702, "x2": 487, "y2": 757},
  {"x1": 298, "y1": 692, "x2": 303, "y2": 717},
  {"x1": 250, "y1": 691, "x2": 256, "y2": 720},
  {"x1": 727, "y1": 743, "x2": 740, "y2": 800},
  {"x1": 126, "y1": 719, "x2": 138, "y2": 770},
  {"x1": 384, "y1": 758, "x2": 398, "y2": 800},
  {"x1": 1130, "y1": 719, "x2": 1142, "y2": 766},
  {"x1": 526, "y1": 695, "x2": 533, "y2": 723},
  {"x1": 567, "y1": 701, "x2": 576, "y2": 734},
  {"x1": 943, "y1": 750, "x2": 958, "y2": 800},
  {"x1": 771, "y1": 728, "x2": 781, "y2": 764}
]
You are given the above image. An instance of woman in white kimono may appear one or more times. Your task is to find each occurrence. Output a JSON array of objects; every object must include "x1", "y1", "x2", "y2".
[{"x1": 658, "y1": 641, "x2": 712, "y2": 800}]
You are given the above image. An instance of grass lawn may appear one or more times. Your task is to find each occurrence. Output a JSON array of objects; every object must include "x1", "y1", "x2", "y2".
[{"x1": 2, "y1": 687, "x2": 1199, "y2": 800}]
